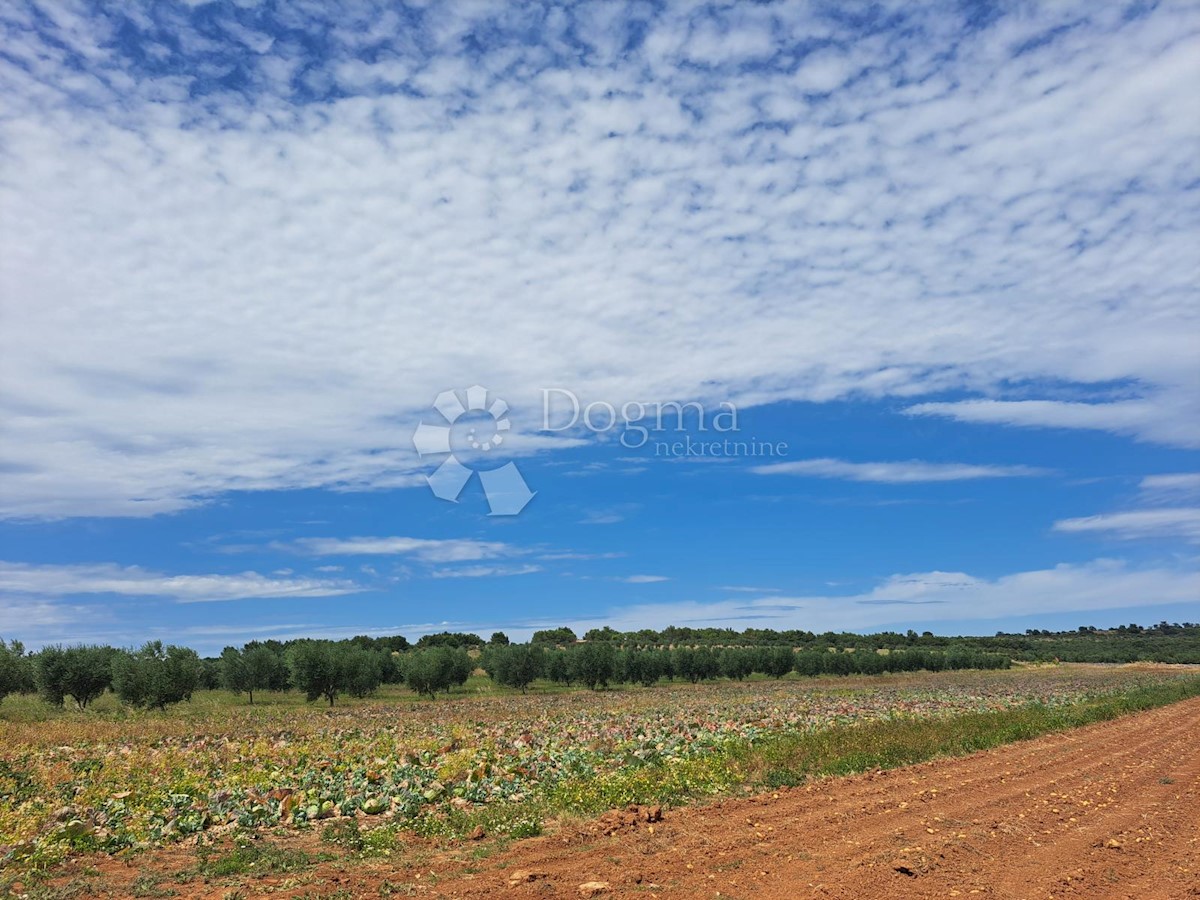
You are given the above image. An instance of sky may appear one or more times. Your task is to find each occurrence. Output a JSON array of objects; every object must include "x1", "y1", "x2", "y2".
[{"x1": 1, "y1": 0, "x2": 1198, "y2": 654}]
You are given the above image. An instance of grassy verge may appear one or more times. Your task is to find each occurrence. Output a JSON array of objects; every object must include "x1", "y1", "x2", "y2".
[
  {"x1": 736, "y1": 675, "x2": 1200, "y2": 788},
  {"x1": 535, "y1": 675, "x2": 1200, "y2": 822}
]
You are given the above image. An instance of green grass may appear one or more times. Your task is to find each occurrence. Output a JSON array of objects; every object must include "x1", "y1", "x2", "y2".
[
  {"x1": 0, "y1": 676, "x2": 582, "y2": 723},
  {"x1": 736, "y1": 675, "x2": 1200, "y2": 788},
  {"x1": 129, "y1": 874, "x2": 178, "y2": 898},
  {"x1": 195, "y1": 843, "x2": 327, "y2": 878}
]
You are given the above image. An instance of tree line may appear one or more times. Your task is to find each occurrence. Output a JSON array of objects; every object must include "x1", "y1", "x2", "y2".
[
  {"x1": 538, "y1": 622, "x2": 1200, "y2": 663},
  {"x1": 1, "y1": 634, "x2": 1012, "y2": 709}
]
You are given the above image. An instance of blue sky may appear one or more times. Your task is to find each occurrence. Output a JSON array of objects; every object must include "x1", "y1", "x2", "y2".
[{"x1": 1, "y1": 1, "x2": 1198, "y2": 654}]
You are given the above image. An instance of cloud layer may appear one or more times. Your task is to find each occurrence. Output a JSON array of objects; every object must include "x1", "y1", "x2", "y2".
[
  {"x1": 1, "y1": 2, "x2": 1198, "y2": 517},
  {"x1": 579, "y1": 560, "x2": 1200, "y2": 635}
]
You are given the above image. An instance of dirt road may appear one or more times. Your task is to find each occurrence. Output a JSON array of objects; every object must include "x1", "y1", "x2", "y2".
[{"x1": 439, "y1": 697, "x2": 1200, "y2": 899}]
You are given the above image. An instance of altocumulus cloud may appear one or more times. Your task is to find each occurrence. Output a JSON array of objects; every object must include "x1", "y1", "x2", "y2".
[{"x1": 1, "y1": 2, "x2": 1198, "y2": 519}]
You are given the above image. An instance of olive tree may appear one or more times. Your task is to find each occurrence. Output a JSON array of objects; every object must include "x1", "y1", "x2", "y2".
[
  {"x1": 111, "y1": 641, "x2": 201, "y2": 709},
  {"x1": 403, "y1": 647, "x2": 472, "y2": 698},
  {"x1": 570, "y1": 641, "x2": 616, "y2": 690},
  {"x1": 221, "y1": 645, "x2": 283, "y2": 704},
  {"x1": 35, "y1": 644, "x2": 115, "y2": 709},
  {"x1": 0, "y1": 639, "x2": 31, "y2": 704},
  {"x1": 484, "y1": 644, "x2": 543, "y2": 693},
  {"x1": 288, "y1": 641, "x2": 384, "y2": 706}
]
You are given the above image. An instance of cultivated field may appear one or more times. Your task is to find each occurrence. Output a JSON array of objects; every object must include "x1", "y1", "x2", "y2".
[{"x1": 1, "y1": 665, "x2": 1198, "y2": 898}]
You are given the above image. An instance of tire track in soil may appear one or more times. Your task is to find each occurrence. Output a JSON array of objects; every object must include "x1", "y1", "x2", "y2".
[{"x1": 435, "y1": 697, "x2": 1200, "y2": 899}]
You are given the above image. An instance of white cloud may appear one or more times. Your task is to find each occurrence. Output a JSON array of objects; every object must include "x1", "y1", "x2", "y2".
[
  {"x1": 577, "y1": 505, "x2": 640, "y2": 525},
  {"x1": 1053, "y1": 508, "x2": 1200, "y2": 543},
  {"x1": 1, "y1": 3, "x2": 1198, "y2": 517},
  {"x1": 429, "y1": 564, "x2": 541, "y2": 579},
  {"x1": 579, "y1": 513, "x2": 625, "y2": 525},
  {"x1": 792, "y1": 49, "x2": 859, "y2": 94},
  {"x1": 8, "y1": 557, "x2": 1194, "y2": 652},
  {"x1": 291, "y1": 536, "x2": 517, "y2": 562},
  {"x1": 907, "y1": 397, "x2": 1200, "y2": 448},
  {"x1": 0, "y1": 597, "x2": 91, "y2": 634},
  {"x1": 537, "y1": 551, "x2": 624, "y2": 561},
  {"x1": 0, "y1": 561, "x2": 362, "y2": 602},
  {"x1": 1139, "y1": 473, "x2": 1200, "y2": 503},
  {"x1": 751, "y1": 458, "x2": 1048, "y2": 483},
  {"x1": 571, "y1": 559, "x2": 1200, "y2": 634},
  {"x1": 620, "y1": 574, "x2": 670, "y2": 584},
  {"x1": 1050, "y1": 474, "x2": 1200, "y2": 544}
]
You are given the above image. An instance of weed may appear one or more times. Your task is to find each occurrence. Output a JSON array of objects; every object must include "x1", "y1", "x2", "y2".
[
  {"x1": 197, "y1": 843, "x2": 319, "y2": 878},
  {"x1": 130, "y1": 874, "x2": 178, "y2": 897}
]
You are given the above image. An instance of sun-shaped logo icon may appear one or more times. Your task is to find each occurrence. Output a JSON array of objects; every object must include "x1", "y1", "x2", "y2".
[{"x1": 412, "y1": 386, "x2": 535, "y2": 515}]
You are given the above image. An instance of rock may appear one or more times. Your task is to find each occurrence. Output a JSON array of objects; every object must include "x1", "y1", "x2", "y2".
[
  {"x1": 594, "y1": 803, "x2": 664, "y2": 836},
  {"x1": 578, "y1": 882, "x2": 611, "y2": 897},
  {"x1": 507, "y1": 869, "x2": 547, "y2": 885},
  {"x1": 469, "y1": 825, "x2": 486, "y2": 840}
]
